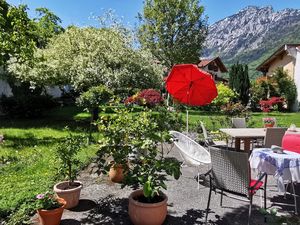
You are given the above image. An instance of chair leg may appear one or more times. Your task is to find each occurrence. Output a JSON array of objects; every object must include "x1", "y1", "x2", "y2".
[
  {"x1": 291, "y1": 181, "x2": 298, "y2": 214},
  {"x1": 264, "y1": 175, "x2": 268, "y2": 222},
  {"x1": 248, "y1": 195, "x2": 253, "y2": 225},
  {"x1": 205, "y1": 179, "x2": 212, "y2": 224},
  {"x1": 197, "y1": 172, "x2": 200, "y2": 190},
  {"x1": 220, "y1": 190, "x2": 223, "y2": 206}
]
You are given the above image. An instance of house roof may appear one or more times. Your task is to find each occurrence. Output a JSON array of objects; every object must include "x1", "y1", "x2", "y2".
[
  {"x1": 256, "y1": 44, "x2": 300, "y2": 72},
  {"x1": 198, "y1": 57, "x2": 228, "y2": 73}
]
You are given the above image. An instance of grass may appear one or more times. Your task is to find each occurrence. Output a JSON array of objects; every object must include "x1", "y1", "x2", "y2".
[
  {"x1": 0, "y1": 106, "x2": 98, "y2": 224},
  {"x1": 181, "y1": 110, "x2": 300, "y2": 131}
]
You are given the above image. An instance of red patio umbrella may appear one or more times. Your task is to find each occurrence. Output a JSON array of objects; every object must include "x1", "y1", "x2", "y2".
[{"x1": 165, "y1": 64, "x2": 218, "y2": 131}]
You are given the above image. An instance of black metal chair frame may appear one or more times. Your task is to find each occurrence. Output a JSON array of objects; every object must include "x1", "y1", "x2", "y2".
[{"x1": 205, "y1": 147, "x2": 268, "y2": 225}]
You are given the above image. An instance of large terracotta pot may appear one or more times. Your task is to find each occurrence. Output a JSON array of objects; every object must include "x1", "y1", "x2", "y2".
[
  {"x1": 128, "y1": 189, "x2": 168, "y2": 225},
  {"x1": 37, "y1": 197, "x2": 66, "y2": 225},
  {"x1": 53, "y1": 181, "x2": 82, "y2": 209},
  {"x1": 109, "y1": 164, "x2": 125, "y2": 183}
]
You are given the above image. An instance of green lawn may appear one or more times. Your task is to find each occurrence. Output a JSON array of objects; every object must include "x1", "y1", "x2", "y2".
[
  {"x1": 0, "y1": 107, "x2": 98, "y2": 224},
  {"x1": 181, "y1": 110, "x2": 300, "y2": 131}
]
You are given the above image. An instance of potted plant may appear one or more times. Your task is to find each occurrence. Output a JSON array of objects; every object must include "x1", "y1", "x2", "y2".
[
  {"x1": 97, "y1": 107, "x2": 134, "y2": 183},
  {"x1": 97, "y1": 106, "x2": 182, "y2": 225},
  {"x1": 53, "y1": 132, "x2": 85, "y2": 209},
  {"x1": 263, "y1": 117, "x2": 276, "y2": 128},
  {"x1": 35, "y1": 191, "x2": 66, "y2": 225}
]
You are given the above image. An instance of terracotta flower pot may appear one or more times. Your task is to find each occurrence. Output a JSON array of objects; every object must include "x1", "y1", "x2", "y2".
[
  {"x1": 109, "y1": 164, "x2": 125, "y2": 183},
  {"x1": 264, "y1": 123, "x2": 274, "y2": 128},
  {"x1": 53, "y1": 181, "x2": 82, "y2": 209},
  {"x1": 37, "y1": 197, "x2": 66, "y2": 225},
  {"x1": 128, "y1": 189, "x2": 168, "y2": 225}
]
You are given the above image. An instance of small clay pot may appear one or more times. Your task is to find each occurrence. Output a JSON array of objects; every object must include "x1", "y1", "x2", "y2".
[
  {"x1": 109, "y1": 164, "x2": 125, "y2": 183},
  {"x1": 37, "y1": 197, "x2": 66, "y2": 225},
  {"x1": 53, "y1": 181, "x2": 82, "y2": 209},
  {"x1": 128, "y1": 189, "x2": 168, "y2": 225}
]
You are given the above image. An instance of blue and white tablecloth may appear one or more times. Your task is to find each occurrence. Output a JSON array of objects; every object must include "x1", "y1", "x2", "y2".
[{"x1": 249, "y1": 148, "x2": 300, "y2": 192}]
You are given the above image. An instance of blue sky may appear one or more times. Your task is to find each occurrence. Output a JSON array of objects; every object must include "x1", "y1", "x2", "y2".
[{"x1": 7, "y1": 0, "x2": 300, "y2": 27}]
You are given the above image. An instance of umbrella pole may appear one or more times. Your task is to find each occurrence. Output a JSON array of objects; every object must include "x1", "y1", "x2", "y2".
[{"x1": 186, "y1": 109, "x2": 189, "y2": 133}]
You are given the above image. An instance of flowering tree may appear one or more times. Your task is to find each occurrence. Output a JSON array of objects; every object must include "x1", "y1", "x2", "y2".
[{"x1": 9, "y1": 26, "x2": 163, "y2": 92}]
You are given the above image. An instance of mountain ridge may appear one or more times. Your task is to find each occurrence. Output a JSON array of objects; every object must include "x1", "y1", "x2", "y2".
[{"x1": 203, "y1": 6, "x2": 300, "y2": 78}]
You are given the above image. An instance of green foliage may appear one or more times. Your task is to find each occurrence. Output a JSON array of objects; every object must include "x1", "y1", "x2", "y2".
[
  {"x1": 229, "y1": 63, "x2": 250, "y2": 105},
  {"x1": 76, "y1": 85, "x2": 113, "y2": 110},
  {"x1": 9, "y1": 26, "x2": 163, "y2": 92},
  {"x1": 0, "y1": 1, "x2": 62, "y2": 68},
  {"x1": 0, "y1": 94, "x2": 57, "y2": 118},
  {"x1": 260, "y1": 208, "x2": 300, "y2": 225},
  {"x1": 96, "y1": 106, "x2": 182, "y2": 201},
  {"x1": 33, "y1": 7, "x2": 64, "y2": 48},
  {"x1": 138, "y1": 0, "x2": 208, "y2": 68},
  {"x1": 221, "y1": 102, "x2": 249, "y2": 118},
  {"x1": 34, "y1": 191, "x2": 62, "y2": 210},
  {"x1": 212, "y1": 83, "x2": 237, "y2": 109},
  {"x1": 0, "y1": 2, "x2": 36, "y2": 67},
  {"x1": 56, "y1": 132, "x2": 86, "y2": 183},
  {"x1": 271, "y1": 68, "x2": 297, "y2": 111}
]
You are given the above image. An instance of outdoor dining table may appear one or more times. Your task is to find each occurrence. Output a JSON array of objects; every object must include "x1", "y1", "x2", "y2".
[
  {"x1": 249, "y1": 148, "x2": 300, "y2": 193},
  {"x1": 219, "y1": 128, "x2": 266, "y2": 152}
]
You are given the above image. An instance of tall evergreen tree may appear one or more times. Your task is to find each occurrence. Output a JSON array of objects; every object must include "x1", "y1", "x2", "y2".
[{"x1": 229, "y1": 63, "x2": 250, "y2": 105}]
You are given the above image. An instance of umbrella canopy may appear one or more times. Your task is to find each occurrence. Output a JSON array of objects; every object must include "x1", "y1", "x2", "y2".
[{"x1": 165, "y1": 64, "x2": 218, "y2": 106}]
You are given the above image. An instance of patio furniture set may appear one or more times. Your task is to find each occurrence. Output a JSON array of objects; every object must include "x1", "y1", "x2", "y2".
[{"x1": 171, "y1": 119, "x2": 300, "y2": 225}]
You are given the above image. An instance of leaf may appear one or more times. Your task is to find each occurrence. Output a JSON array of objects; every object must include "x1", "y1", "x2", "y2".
[{"x1": 143, "y1": 180, "x2": 152, "y2": 198}]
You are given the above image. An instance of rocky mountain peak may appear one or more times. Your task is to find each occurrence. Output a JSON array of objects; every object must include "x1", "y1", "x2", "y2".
[{"x1": 204, "y1": 6, "x2": 300, "y2": 64}]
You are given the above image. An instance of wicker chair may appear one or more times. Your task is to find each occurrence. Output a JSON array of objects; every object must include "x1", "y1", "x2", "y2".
[
  {"x1": 264, "y1": 127, "x2": 287, "y2": 148},
  {"x1": 170, "y1": 131, "x2": 211, "y2": 189},
  {"x1": 205, "y1": 146, "x2": 267, "y2": 225}
]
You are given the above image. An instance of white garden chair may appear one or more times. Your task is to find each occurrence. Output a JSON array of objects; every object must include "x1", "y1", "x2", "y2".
[{"x1": 170, "y1": 131, "x2": 211, "y2": 189}]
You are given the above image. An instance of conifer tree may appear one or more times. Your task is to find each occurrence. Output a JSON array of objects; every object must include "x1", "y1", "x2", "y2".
[{"x1": 229, "y1": 63, "x2": 250, "y2": 105}]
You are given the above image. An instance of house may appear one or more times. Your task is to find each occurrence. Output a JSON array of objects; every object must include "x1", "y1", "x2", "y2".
[
  {"x1": 197, "y1": 57, "x2": 228, "y2": 83},
  {"x1": 256, "y1": 44, "x2": 300, "y2": 102}
]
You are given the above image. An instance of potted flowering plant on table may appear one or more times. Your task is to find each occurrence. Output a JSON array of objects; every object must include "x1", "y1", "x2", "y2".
[
  {"x1": 54, "y1": 132, "x2": 85, "y2": 209},
  {"x1": 263, "y1": 117, "x2": 276, "y2": 128},
  {"x1": 35, "y1": 191, "x2": 66, "y2": 225}
]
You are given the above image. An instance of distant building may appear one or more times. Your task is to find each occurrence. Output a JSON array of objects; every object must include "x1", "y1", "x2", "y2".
[
  {"x1": 197, "y1": 57, "x2": 228, "y2": 83},
  {"x1": 256, "y1": 44, "x2": 300, "y2": 102}
]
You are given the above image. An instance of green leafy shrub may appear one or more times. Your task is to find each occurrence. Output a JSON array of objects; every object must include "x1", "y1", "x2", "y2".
[
  {"x1": 0, "y1": 94, "x2": 57, "y2": 118},
  {"x1": 76, "y1": 85, "x2": 113, "y2": 120},
  {"x1": 56, "y1": 132, "x2": 86, "y2": 184},
  {"x1": 96, "y1": 106, "x2": 182, "y2": 201},
  {"x1": 211, "y1": 83, "x2": 237, "y2": 110}
]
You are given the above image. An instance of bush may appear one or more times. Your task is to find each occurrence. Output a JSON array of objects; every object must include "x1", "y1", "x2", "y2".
[
  {"x1": 76, "y1": 85, "x2": 113, "y2": 120},
  {"x1": 0, "y1": 94, "x2": 57, "y2": 118},
  {"x1": 124, "y1": 89, "x2": 164, "y2": 107},
  {"x1": 211, "y1": 83, "x2": 237, "y2": 110}
]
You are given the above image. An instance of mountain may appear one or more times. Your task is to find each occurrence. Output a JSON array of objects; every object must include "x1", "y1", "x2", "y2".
[{"x1": 203, "y1": 6, "x2": 300, "y2": 78}]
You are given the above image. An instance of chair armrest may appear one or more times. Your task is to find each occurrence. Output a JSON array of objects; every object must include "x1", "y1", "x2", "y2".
[{"x1": 249, "y1": 172, "x2": 267, "y2": 190}]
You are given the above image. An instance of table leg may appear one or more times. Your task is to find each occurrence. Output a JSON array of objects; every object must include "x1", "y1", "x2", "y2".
[
  {"x1": 235, "y1": 138, "x2": 241, "y2": 151},
  {"x1": 244, "y1": 138, "x2": 251, "y2": 152}
]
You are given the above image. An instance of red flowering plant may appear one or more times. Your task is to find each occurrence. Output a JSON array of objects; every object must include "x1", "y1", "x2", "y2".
[
  {"x1": 124, "y1": 89, "x2": 164, "y2": 107},
  {"x1": 259, "y1": 97, "x2": 284, "y2": 112}
]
